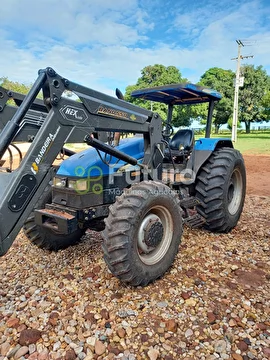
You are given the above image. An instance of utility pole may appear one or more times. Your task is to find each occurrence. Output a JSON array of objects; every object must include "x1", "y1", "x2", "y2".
[{"x1": 231, "y1": 40, "x2": 253, "y2": 143}]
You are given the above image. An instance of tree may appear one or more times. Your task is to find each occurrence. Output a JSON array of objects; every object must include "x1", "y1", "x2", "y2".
[
  {"x1": 0, "y1": 77, "x2": 47, "y2": 103},
  {"x1": 261, "y1": 89, "x2": 270, "y2": 119},
  {"x1": 238, "y1": 65, "x2": 269, "y2": 133},
  {"x1": 198, "y1": 67, "x2": 234, "y2": 133},
  {"x1": 125, "y1": 64, "x2": 192, "y2": 127},
  {"x1": 0, "y1": 77, "x2": 31, "y2": 94}
]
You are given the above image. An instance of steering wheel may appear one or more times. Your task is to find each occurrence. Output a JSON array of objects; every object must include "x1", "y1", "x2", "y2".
[{"x1": 162, "y1": 123, "x2": 174, "y2": 138}]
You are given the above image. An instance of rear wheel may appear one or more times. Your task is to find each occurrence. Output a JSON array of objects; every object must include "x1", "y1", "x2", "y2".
[
  {"x1": 102, "y1": 181, "x2": 183, "y2": 286},
  {"x1": 23, "y1": 184, "x2": 85, "y2": 251},
  {"x1": 195, "y1": 147, "x2": 246, "y2": 232}
]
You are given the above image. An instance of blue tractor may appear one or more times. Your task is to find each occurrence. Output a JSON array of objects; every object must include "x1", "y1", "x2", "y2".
[{"x1": 0, "y1": 69, "x2": 246, "y2": 286}]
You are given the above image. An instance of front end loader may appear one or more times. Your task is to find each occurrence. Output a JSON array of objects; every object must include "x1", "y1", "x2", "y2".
[{"x1": 0, "y1": 68, "x2": 246, "y2": 286}]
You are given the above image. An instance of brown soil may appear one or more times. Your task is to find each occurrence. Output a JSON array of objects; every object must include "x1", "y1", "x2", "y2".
[{"x1": 243, "y1": 154, "x2": 270, "y2": 196}]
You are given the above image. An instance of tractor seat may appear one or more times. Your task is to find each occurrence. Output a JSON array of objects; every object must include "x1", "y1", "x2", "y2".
[{"x1": 169, "y1": 129, "x2": 194, "y2": 151}]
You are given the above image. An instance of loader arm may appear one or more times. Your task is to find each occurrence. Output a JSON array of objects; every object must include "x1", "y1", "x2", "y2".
[{"x1": 0, "y1": 67, "x2": 163, "y2": 256}]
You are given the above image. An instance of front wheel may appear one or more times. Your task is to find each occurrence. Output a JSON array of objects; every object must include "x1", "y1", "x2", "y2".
[
  {"x1": 195, "y1": 147, "x2": 246, "y2": 233},
  {"x1": 102, "y1": 181, "x2": 183, "y2": 286}
]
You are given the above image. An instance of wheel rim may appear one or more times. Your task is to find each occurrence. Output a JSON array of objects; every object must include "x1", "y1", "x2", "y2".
[
  {"x1": 137, "y1": 205, "x2": 174, "y2": 265},
  {"x1": 227, "y1": 168, "x2": 243, "y2": 215}
]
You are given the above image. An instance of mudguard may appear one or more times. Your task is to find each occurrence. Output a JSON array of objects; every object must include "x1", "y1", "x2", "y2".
[{"x1": 191, "y1": 137, "x2": 233, "y2": 174}]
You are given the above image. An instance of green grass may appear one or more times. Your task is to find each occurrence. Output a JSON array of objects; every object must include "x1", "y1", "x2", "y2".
[
  {"x1": 66, "y1": 131, "x2": 270, "y2": 156},
  {"x1": 203, "y1": 131, "x2": 270, "y2": 155}
]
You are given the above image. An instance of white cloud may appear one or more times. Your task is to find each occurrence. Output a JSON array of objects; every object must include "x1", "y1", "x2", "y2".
[{"x1": 0, "y1": 0, "x2": 269, "y2": 96}]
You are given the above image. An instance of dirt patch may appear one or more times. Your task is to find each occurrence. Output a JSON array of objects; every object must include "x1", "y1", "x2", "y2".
[{"x1": 243, "y1": 154, "x2": 270, "y2": 196}]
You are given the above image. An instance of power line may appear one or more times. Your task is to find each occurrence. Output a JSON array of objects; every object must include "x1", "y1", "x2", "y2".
[{"x1": 231, "y1": 39, "x2": 254, "y2": 143}]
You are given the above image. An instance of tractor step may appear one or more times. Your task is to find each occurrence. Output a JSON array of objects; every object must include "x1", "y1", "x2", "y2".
[
  {"x1": 180, "y1": 196, "x2": 200, "y2": 209},
  {"x1": 183, "y1": 213, "x2": 206, "y2": 228}
]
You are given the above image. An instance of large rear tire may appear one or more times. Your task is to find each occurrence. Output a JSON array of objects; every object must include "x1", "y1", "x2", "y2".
[
  {"x1": 23, "y1": 185, "x2": 85, "y2": 251},
  {"x1": 102, "y1": 181, "x2": 182, "y2": 286},
  {"x1": 195, "y1": 147, "x2": 246, "y2": 233}
]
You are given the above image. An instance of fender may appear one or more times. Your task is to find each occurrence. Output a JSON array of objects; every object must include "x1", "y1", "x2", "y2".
[{"x1": 189, "y1": 138, "x2": 233, "y2": 175}]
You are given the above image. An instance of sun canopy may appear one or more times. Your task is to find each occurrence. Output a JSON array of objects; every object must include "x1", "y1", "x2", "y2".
[{"x1": 131, "y1": 83, "x2": 222, "y2": 105}]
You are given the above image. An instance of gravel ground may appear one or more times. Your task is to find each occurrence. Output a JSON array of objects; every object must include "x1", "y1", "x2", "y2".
[{"x1": 0, "y1": 195, "x2": 269, "y2": 360}]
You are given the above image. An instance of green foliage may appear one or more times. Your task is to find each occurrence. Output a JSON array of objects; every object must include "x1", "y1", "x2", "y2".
[
  {"x1": 262, "y1": 89, "x2": 270, "y2": 118},
  {"x1": 198, "y1": 67, "x2": 234, "y2": 133},
  {"x1": 238, "y1": 65, "x2": 270, "y2": 133},
  {"x1": 227, "y1": 117, "x2": 241, "y2": 130},
  {"x1": 0, "y1": 77, "x2": 44, "y2": 101},
  {"x1": 0, "y1": 77, "x2": 31, "y2": 94},
  {"x1": 125, "y1": 64, "x2": 193, "y2": 127}
]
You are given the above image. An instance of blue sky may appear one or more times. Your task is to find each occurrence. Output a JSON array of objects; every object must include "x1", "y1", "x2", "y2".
[{"x1": 0, "y1": 0, "x2": 270, "y2": 95}]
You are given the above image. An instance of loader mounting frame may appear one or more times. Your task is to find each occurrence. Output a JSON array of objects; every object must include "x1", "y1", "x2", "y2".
[{"x1": 0, "y1": 67, "x2": 164, "y2": 256}]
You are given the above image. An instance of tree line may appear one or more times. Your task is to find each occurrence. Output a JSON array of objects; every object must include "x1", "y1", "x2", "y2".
[
  {"x1": 125, "y1": 64, "x2": 270, "y2": 134},
  {"x1": 1, "y1": 64, "x2": 270, "y2": 134}
]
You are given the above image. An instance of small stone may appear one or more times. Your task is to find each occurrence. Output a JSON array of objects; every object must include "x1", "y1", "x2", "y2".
[
  {"x1": 74, "y1": 346, "x2": 84, "y2": 355},
  {"x1": 84, "y1": 355, "x2": 94, "y2": 360},
  {"x1": 53, "y1": 341, "x2": 61, "y2": 351},
  {"x1": 262, "y1": 348, "x2": 270, "y2": 357},
  {"x1": 95, "y1": 340, "x2": 106, "y2": 355},
  {"x1": 0, "y1": 342, "x2": 10, "y2": 356},
  {"x1": 126, "y1": 326, "x2": 132, "y2": 336},
  {"x1": 181, "y1": 291, "x2": 192, "y2": 300},
  {"x1": 229, "y1": 319, "x2": 237, "y2": 327},
  {"x1": 214, "y1": 339, "x2": 227, "y2": 353},
  {"x1": 84, "y1": 313, "x2": 96, "y2": 323},
  {"x1": 99, "y1": 335, "x2": 107, "y2": 342},
  {"x1": 185, "y1": 329, "x2": 193, "y2": 338},
  {"x1": 48, "y1": 312, "x2": 59, "y2": 326},
  {"x1": 117, "y1": 327, "x2": 126, "y2": 338},
  {"x1": 65, "y1": 349, "x2": 76, "y2": 360},
  {"x1": 64, "y1": 335, "x2": 72, "y2": 344},
  {"x1": 67, "y1": 326, "x2": 76, "y2": 334},
  {"x1": 19, "y1": 329, "x2": 41, "y2": 346},
  {"x1": 237, "y1": 340, "x2": 248, "y2": 351},
  {"x1": 243, "y1": 338, "x2": 251, "y2": 346},
  {"x1": 147, "y1": 347, "x2": 159, "y2": 360},
  {"x1": 14, "y1": 346, "x2": 29, "y2": 359},
  {"x1": 107, "y1": 344, "x2": 121, "y2": 355},
  {"x1": 37, "y1": 350, "x2": 49, "y2": 360},
  {"x1": 141, "y1": 334, "x2": 149, "y2": 342},
  {"x1": 117, "y1": 309, "x2": 138, "y2": 318},
  {"x1": 185, "y1": 298, "x2": 197, "y2": 307},
  {"x1": 6, "y1": 318, "x2": 20, "y2": 328},
  {"x1": 100, "y1": 309, "x2": 109, "y2": 320},
  {"x1": 28, "y1": 352, "x2": 39, "y2": 360},
  {"x1": 29, "y1": 344, "x2": 36, "y2": 354},
  {"x1": 6, "y1": 344, "x2": 21, "y2": 358},
  {"x1": 157, "y1": 327, "x2": 165, "y2": 334},
  {"x1": 165, "y1": 319, "x2": 178, "y2": 332},
  {"x1": 157, "y1": 301, "x2": 168, "y2": 308},
  {"x1": 232, "y1": 354, "x2": 243, "y2": 360},
  {"x1": 38, "y1": 350, "x2": 49, "y2": 360},
  {"x1": 207, "y1": 312, "x2": 216, "y2": 324}
]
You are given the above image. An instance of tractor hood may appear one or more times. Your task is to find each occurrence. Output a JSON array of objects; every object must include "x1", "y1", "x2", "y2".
[{"x1": 56, "y1": 136, "x2": 144, "y2": 177}]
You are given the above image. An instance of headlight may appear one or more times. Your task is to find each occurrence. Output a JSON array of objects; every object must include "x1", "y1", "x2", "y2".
[
  {"x1": 68, "y1": 179, "x2": 88, "y2": 191},
  {"x1": 53, "y1": 176, "x2": 67, "y2": 188}
]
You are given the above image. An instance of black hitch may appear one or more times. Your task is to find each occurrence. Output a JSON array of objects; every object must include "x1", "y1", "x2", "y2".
[{"x1": 35, "y1": 206, "x2": 78, "y2": 234}]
